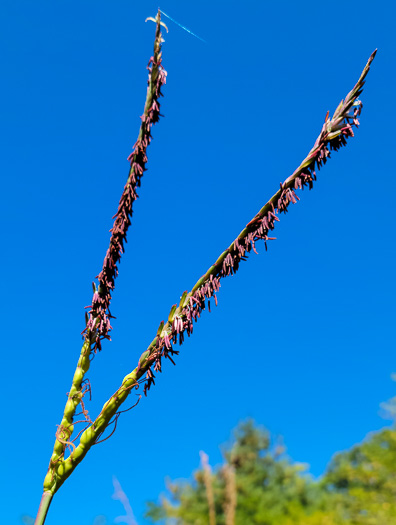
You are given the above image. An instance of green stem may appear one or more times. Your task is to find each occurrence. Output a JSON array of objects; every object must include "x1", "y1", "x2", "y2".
[
  {"x1": 35, "y1": 46, "x2": 376, "y2": 520},
  {"x1": 34, "y1": 491, "x2": 53, "y2": 525},
  {"x1": 42, "y1": 338, "x2": 91, "y2": 494},
  {"x1": 46, "y1": 50, "x2": 377, "y2": 494}
]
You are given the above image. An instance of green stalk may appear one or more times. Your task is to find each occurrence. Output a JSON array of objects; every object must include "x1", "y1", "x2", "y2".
[
  {"x1": 34, "y1": 36, "x2": 376, "y2": 520},
  {"x1": 34, "y1": 492, "x2": 52, "y2": 525},
  {"x1": 42, "y1": 339, "x2": 92, "y2": 495},
  {"x1": 38, "y1": 50, "x2": 376, "y2": 496}
]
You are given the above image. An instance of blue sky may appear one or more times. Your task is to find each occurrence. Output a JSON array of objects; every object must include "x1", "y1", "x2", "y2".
[{"x1": 1, "y1": 1, "x2": 395, "y2": 524}]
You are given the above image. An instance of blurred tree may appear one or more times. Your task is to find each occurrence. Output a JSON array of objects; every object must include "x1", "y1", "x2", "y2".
[
  {"x1": 322, "y1": 428, "x2": 396, "y2": 524},
  {"x1": 146, "y1": 420, "x2": 323, "y2": 524},
  {"x1": 146, "y1": 415, "x2": 396, "y2": 524}
]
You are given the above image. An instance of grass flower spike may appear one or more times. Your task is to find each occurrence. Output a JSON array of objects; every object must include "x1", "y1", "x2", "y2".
[
  {"x1": 34, "y1": 11, "x2": 166, "y2": 525},
  {"x1": 33, "y1": 10, "x2": 376, "y2": 522}
]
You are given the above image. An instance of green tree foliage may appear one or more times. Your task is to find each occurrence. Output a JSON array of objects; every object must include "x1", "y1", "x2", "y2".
[
  {"x1": 146, "y1": 420, "x2": 396, "y2": 524},
  {"x1": 322, "y1": 428, "x2": 396, "y2": 524},
  {"x1": 146, "y1": 421, "x2": 322, "y2": 524}
]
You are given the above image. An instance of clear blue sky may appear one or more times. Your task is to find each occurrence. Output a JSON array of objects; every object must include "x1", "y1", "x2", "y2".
[{"x1": 1, "y1": 1, "x2": 395, "y2": 524}]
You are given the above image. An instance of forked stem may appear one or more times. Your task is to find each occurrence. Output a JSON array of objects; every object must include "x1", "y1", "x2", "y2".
[{"x1": 43, "y1": 50, "x2": 376, "y2": 498}]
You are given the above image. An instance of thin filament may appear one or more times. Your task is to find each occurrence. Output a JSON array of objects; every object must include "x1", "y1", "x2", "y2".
[{"x1": 159, "y1": 9, "x2": 206, "y2": 43}]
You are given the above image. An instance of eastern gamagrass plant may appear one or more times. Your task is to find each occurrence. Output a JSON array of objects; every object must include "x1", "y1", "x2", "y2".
[{"x1": 34, "y1": 10, "x2": 376, "y2": 525}]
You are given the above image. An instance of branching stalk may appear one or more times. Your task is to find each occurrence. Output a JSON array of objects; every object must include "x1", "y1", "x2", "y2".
[
  {"x1": 34, "y1": 17, "x2": 376, "y2": 520},
  {"x1": 41, "y1": 51, "x2": 376, "y2": 497}
]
